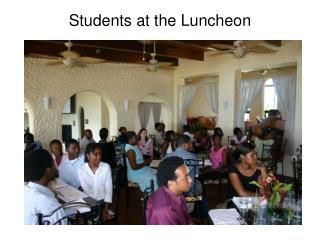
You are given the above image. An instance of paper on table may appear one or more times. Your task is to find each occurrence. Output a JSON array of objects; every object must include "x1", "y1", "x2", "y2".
[
  {"x1": 149, "y1": 160, "x2": 162, "y2": 168},
  {"x1": 208, "y1": 208, "x2": 243, "y2": 225},
  {"x1": 233, "y1": 197, "x2": 259, "y2": 209},
  {"x1": 48, "y1": 178, "x2": 68, "y2": 189},
  {"x1": 63, "y1": 198, "x2": 91, "y2": 213},
  {"x1": 56, "y1": 185, "x2": 88, "y2": 202}
]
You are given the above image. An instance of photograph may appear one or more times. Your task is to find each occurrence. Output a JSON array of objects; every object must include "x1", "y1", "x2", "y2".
[{"x1": 24, "y1": 40, "x2": 302, "y2": 225}]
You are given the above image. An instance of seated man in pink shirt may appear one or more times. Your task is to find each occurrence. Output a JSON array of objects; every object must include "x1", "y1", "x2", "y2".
[{"x1": 146, "y1": 156, "x2": 193, "y2": 225}]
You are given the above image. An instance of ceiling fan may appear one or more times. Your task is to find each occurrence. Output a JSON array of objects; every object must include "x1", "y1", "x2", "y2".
[
  {"x1": 141, "y1": 41, "x2": 174, "y2": 71},
  {"x1": 30, "y1": 41, "x2": 106, "y2": 67},
  {"x1": 207, "y1": 40, "x2": 281, "y2": 58}
]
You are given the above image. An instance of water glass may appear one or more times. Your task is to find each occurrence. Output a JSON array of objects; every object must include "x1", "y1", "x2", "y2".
[
  {"x1": 255, "y1": 204, "x2": 267, "y2": 225},
  {"x1": 293, "y1": 199, "x2": 302, "y2": 224},
  {"x1": 238, "y1": 198, "x2": 249, "y2": 219}
]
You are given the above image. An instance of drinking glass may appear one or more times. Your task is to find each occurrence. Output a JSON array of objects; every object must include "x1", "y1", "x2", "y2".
[
  {"x1": 293, "y1": 198, "x2": 302, "y2": 224},
  {"x1": 239, "y1": 198, "x2": 249, "y2": 220},
  {"x1": 255, "y1": 204, "x2": 267, "y2": 225}
]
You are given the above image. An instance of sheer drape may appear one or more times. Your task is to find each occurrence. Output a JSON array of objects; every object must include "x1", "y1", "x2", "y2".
[
  {"x1": 273, "y1": 73, "x2": 297, "y2": 154},
  {"x1": 179, "y1": 85, "x2": 198, "y2": 128},
  {"x1": 138, "y1": 102, "x2": 153, "y2": 128},
  {"x1": 236, "y1": 79, "x2": 266, "y2": 128},
  {"x1": 204, "y1": 82, "x2": 219, "y2": 120},
  {"x1": 151, "y1": 103, "x2": 162, "y2": 123}
]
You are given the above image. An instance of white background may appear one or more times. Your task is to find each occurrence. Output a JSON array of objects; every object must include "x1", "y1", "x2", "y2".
[{"x1": 0, "y1": 0, "x2": 316, "y2": 239}]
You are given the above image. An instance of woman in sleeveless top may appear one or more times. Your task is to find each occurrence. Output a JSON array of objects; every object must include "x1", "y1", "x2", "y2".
[
  {"x1": 125, "y1": 131, "x2": 158, "y2": 192},
  {"x1": 209, "y1": 134, "x2": 228, "y2": 171},
  {"x1": 138, "y1": 128, "x2": 154, "y2": 159},
  {"x1": 227, "y1": 142, "x2": 268, "y2": 199}
]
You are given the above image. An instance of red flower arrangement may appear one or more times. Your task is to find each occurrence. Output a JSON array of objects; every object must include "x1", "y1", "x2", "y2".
[{"x1": 250, "y1": 174, "x2": 293, "y2": 209}]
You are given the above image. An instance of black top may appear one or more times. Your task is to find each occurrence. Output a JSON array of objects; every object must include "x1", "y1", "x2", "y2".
[
  {"x1": 117, "y1": 134, "x2": 128, "y2": 145},
  {"x1": 227, "y1": 164, "x2": 261, "y2": 199},
  {"x1": 98, "y1": 140, "x2": 116, "y2": 168}
]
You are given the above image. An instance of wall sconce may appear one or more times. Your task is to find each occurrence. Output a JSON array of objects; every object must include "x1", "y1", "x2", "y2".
[
  {"x1": 42, "y1": 96, "x2": 51, "y2": 110},
  {"x1": 85, "y1": 119, "x2": 89, "y2": 124},
  {"x1": 123, "y1": 99, "x2": 129, "y2": 111}
]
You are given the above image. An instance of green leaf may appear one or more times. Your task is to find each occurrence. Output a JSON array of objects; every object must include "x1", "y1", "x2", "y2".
[
  {"x1": 269, "y1": 191, "x2": 281, "y2": 208},
  {"x1": 283, "y1": 184, "x2": 293, "y2": 192},
  {"x1": 249, "y1": 181, "x2": 262, "y2": 188},
  {"x1": 273, "y1": 183, "x2": 284, "y2": 192}
]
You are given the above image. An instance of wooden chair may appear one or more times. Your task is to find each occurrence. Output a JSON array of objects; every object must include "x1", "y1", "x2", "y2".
[
  {"x1": 259, "y1": 143, "x2": 273, "y2": 170},
  {"x1": 260, "y1": 138, "x2": 287, "y2": 179}
]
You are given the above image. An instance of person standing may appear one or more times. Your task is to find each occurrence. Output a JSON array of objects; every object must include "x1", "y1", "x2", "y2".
[{"x1": 80, "y1": 129, "x2": 96, "y2": 154}]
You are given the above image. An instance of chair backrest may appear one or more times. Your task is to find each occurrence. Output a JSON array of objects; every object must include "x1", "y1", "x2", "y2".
[
  {"x1": 261, "y1": 143, "x2": 273, "y2": 160},
  {"x1": 37, "y1": 201, "x2": 93, "y2": 225},
  {"x1": 184, "y1": 159, "x2": 204, "y2": 195},
  {"x1": 141, "y1": 179, "x2": 155, "y2": 225}
]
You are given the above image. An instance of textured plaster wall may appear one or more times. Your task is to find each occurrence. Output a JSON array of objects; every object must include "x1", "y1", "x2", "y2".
[{"x1": 25, "y1": 59, "x2": 174, "y2": 149}]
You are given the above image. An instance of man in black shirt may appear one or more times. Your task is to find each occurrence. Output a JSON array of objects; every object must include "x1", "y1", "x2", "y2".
[{"x1": 98, "y1": 128, "x2": 116, "y2": 168}]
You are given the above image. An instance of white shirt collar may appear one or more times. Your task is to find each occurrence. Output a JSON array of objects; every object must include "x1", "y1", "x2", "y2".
[{"x1": 27, "y1": 182, "x2": 55, "y2": 198}]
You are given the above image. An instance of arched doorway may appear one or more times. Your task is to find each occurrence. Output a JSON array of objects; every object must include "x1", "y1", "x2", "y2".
[
  {"x1": 24, "y1": 100, "x2": 34, "y2": 134},
  {"x1": 61, "y1": 91, "x2": 115, "y2": 142},
  {"x1": 79, "y1": 107, "x2": 85, "y2": 139},
  {"x1": 135, "y1": 94, "x2": 172, "y2": 133}
]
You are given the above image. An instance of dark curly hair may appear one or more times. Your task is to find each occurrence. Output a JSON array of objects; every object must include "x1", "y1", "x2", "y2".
[
  {"x1": 24, "y1": 149, "x2": 53, "y2": 181},
  {"x1": 233, "y1": 141, "x2": 256, "y2": 162},
  {"x1": 157, "y1": 156, "x2": 185, "y2": 187}
]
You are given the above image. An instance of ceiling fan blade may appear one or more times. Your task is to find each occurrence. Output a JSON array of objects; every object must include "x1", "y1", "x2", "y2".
[
  {"x1": 78, "y1": 57, "x2": 106, "y2": 64},
  {"x1": 248, "y1": 45, "x2": 277, "y2": 53},
  {"x1": 240, "y1": 40, "x2": 264, "y2": 48},
  {"x1": 59, "y1": 50, "x2": 80, "y2": 59},
  {"x1": 209, "y1": 43, "x2": 234, "y2": 50},
  {"x1": 206, "y1": 50, "x2": 233, "y2": 57},
  {"x1": 29, "y1": 53, "x2": 61, "y2": 60},
  {"x1": 46, "y1": 60, "x2": 63, "y2": 66}
]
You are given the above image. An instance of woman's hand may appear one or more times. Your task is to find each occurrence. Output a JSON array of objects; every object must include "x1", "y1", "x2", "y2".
[
  {"x1": 256, "y1": 164, "x2": 268, "y2": 179},
  {"x1": 145, "y1": 158, "x2": 152, "y2": 165}
]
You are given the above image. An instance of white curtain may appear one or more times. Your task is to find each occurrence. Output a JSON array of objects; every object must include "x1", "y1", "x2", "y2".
[
  {"x1": 204, "y1": 82, "x2": 219, "y2": 120},
  {"x1": 138, "y1": 102, "x2": 153, "y2": 128},
  {"x1": 273, "y1": 73, "x2": 297, "y2": 154},
  {"x1": 151, "y1": 103, "x2": 162, "y2": 123},
  {"x1": 179, "y1": 85, "x2": 198, "y2": 128},
  {"x1": 236, "y1": 79, "x2": 266, "y2": 129}
]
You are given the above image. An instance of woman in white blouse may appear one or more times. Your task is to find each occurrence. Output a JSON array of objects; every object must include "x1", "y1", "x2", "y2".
[{"x1": 78, "y1": 143, "x2": 113, "y2": 222}]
